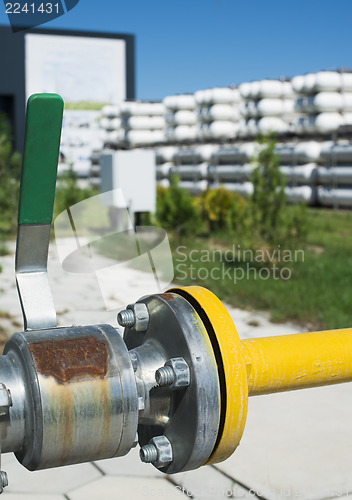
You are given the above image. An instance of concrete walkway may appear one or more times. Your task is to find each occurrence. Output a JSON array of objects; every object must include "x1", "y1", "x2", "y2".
[{"x1": 0, "y1": 240, "x2": 351, "y2": 499}]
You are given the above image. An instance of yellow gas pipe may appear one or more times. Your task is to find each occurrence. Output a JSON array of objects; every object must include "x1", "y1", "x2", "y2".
[
  {"x1": 169, "y1": 286, "x2": 352, "y2": 466},
  {"x1": 242, "y1": 328, "x2": 352, "y2": 396}
]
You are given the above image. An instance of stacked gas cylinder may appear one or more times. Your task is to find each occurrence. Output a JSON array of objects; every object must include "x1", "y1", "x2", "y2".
[
  {"x1": 163, "y1": 94, "x2": 198, "y2": 142},
  {"x1": 292, "y1": 71, "x2": 352, "y2": 134},
  {"x1": 96, "y1": 70, "x2": 352, "y2": 207},
  {"x1": 156, "y1": 140, "x2": 352, "y2": 207},
  {"x1": 100, "y1": 101, "x2": 165, "y2": 147},
  {"x1": 238, "y1": 79, "x2": 297, "y2": 137},
  {"x1": 195, "y1": 87, "x2": 241, "y2": 140}
]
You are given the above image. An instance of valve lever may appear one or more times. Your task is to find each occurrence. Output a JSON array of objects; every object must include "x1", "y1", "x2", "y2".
[{"x1": 15, "y1": 94, "x2": 64, "y2": 330}]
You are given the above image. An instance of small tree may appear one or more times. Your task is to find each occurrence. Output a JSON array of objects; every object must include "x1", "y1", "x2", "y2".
[{"x1": 250, "y1": 135, "x2": 307, "y2": 247}]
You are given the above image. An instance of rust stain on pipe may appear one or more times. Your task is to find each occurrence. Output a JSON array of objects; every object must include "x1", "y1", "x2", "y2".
[{"x1": 28, "y1": 336, "x2": 109, "y2": 383}]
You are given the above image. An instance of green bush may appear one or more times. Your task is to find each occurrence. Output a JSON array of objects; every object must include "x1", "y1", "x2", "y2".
[
  {"x1": 195, "y1": 186, "x2": 246, "y2": 233},
  {"x1": 155, "y1": 137, "x2": 307, "y2": 250},
  {"x1": 0, "y1": 113, "x2": 21, "y2": 235},
  {"x1": 156, "y1": 175, "x2": 202, "y2": 237}
]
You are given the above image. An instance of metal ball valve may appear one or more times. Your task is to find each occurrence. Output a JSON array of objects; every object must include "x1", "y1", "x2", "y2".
[{"x1": 0, "y1": 94, "x2": 351, "y2": 492}]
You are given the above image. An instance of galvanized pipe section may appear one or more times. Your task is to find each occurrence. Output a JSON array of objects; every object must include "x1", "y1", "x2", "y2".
[
  {"x1": 1, "y1": 325, "x2": 139, "y2": 470},
  {"x1": 241, "y1": 328, "x2": 352, "y2": 396}
]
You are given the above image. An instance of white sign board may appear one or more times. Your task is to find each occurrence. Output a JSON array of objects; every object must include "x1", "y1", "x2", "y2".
[
  {"x1": 24, "y1": 32, "x2": 127, "y2": 177},
  {"x1": 25, "y1": 33, "x2": 126, "y2": 104}
]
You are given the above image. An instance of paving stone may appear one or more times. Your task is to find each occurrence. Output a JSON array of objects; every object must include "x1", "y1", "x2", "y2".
[
  {"x1": 5, "y1": 494, "x2": 65, "y2": 500},
  {"x1": 2, "y1": 453, "x2": 101, "y2": 495},
  {"x1": 67, "y1": 476, "x2": 184, "y2": 500},
  {"x1": 172, "y1": 465, "x2": 252, "y2": 499},
  {"x1": 216, "y1": 383, "x2": 352, "y2": 500},
  {"x1": 94, "y1": 447, "x2": 164, "y2": 478},
  {"x1": 331, "y1": 495, "x2": 352, "y2": 499}
]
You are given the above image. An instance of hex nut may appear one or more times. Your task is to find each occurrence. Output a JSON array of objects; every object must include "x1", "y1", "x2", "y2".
[
  {"x1": 165, "y1": 357, "x2": 190, "y2": 389},
  {"x1": 150, "y1": 435, "x2": 173, "y2": 468},
  {"x1": 0, "y1": 384, "x2": 12, "y2": 417},
  {"x1": 129, "y1": 351, "x2": 138, "y2": 372},
  {"x1": 127, "y1": 303, "x2": 149, "y2": 332}
]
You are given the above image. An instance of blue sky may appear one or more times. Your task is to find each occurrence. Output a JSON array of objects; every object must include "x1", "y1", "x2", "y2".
[{"x1": 1, "y1": 0, "x2": 352, "y2": 100}]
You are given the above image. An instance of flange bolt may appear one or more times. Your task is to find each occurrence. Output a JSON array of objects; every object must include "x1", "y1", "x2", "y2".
[
  {"x1": 0, "y1": 471, "x2": 8, "y2": 492},
  {"x1": 155, "y1": 357, "x2": 190, "y2": 390},
  {"x1": 117, "y1": 309, "x2": 135, "y2": 328},
  {"x1": 140, "y1": 444, "x2": 158, "y2": 464},
  {"x1": 155, "y1": 365, "x2": 174, "y2": 387},
  {"x1": 117, "y1": 303, "x2": 149, "y2": 331},
  {"x1": 140, "y1": 436, "x2": 173, "y2": 468}
]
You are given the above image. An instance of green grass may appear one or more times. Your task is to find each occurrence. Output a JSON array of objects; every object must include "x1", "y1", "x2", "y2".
[
  {"x1": 64, "y1": 101, "x2": 108, "y2": 111},
  {"x1": 171, "y1": 209, "x2": 352, "y2": 331}
]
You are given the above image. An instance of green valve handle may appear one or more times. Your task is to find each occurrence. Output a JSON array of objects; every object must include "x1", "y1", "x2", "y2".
[{"x1": 18, "y1": 93, "x2": 64, "y2": 225}]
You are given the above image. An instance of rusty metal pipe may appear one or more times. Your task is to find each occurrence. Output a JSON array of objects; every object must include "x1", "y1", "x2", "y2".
[{"x1": 0, "y1": 325, "x2": 139, "y2": 470}]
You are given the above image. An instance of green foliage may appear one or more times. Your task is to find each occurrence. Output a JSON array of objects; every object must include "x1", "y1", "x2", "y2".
[
  {"x1": 64, "y1": 101, "x2": 108, "y2": 111},
  {"x1": 156, "y1": 175, "x2": 202, "y2": 237},
  {"x1": 156, "y1": 141, "x2": 307, "y2": 251},
  {"x1": 196, "y1": 186, "x2": 246, "y2": 232},
  {"x1": 250, "y1": 135, "x2": 307, "y2": 247},
  {"x1": 250, "y1": 135, "x2": 286, "y2": 243},
  {"x1": 171, "y1": 209, "x2": 352, "y2": 330},
  {"x1": 0, "y1": 239, "x2": 9, "y2": 257},
  {"x1": 0, "y1": 113, "x2": 21, "y2": 235}
]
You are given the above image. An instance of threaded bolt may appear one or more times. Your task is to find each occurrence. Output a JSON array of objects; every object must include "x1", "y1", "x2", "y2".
[
  {"x1": 117, "y1": 309, "x2": 135, "y2": 328},
  {"x1": 140, "y1": 444, "x2": 158, "y2": 463},
  {"x1": 155, "y1": 365, "x2": 174, "y2": 387},
  {"x1": 0, "y1": 471, "x2": 8, "y2": 488}
]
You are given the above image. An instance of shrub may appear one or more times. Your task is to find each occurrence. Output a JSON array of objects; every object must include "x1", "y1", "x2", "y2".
[
  {"x1": 196, "y1": 186, "x2": 246, "y2": 233},
  {"x1": 155, "y1": 175, "x2": 202, "y2": 237},
  {"x1": 0, "y1": 113, "x2": 21, "y2": 235}
]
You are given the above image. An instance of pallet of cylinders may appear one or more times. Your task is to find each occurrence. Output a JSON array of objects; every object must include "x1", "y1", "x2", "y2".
[
  {"x1": 100, "y1": 102, "x2": 165, "y2": 148},
  {"x1": 155, "y1": 146, "x2": 178, "y2": 180},
  {"x1": 292, "y1": 71, "x2": 352, "y2": 135},
  {"x1": 274, "y1": 140, "x2": 319, "y2": 199},
  {"x1": 158, "y1": 145, "x2": 217, "y2": 183},
  {"x1": 89, "y1": 149, "x2": 101, "y2": 189},
  {"x1": 158, "y1": 178, "x2": 208, "y2": 195},
  {"x1": 100, "y1": 104, "x2": 123, "y2": 147},
  {"x1": 238, "y1": 80, "x2": 297, "y2": 138},
  {"x1": 120, "y1": 101, "x2": 165, "y2": 147},
  {"x1": 194, "y1": 87, "x2": 241, "y2": 141},
  {"x1": 316, "y1": 139, "x2": 352, "y2": 207},
  {"x1": 163, "y1": 94, "x2": 198, "y2": 143},
  {"x1": 210, "y1": 142, "x2": 317, "y2": 205},
  {"x1": 209, "y1": 181, "x2": 316, "y2": 204}
]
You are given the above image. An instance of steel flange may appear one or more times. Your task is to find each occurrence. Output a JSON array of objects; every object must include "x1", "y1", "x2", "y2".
[
  {"x1": 168, "y1": 286, "x2": 249, "y2": 465},
  {"x1": 123, "y1": 292, "x2": 221, "y2": 473}
]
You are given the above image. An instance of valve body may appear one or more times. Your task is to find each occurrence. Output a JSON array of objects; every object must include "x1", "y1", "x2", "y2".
[{"x1": 1, "y1": 325, "x2": 138, "y2": 470}]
